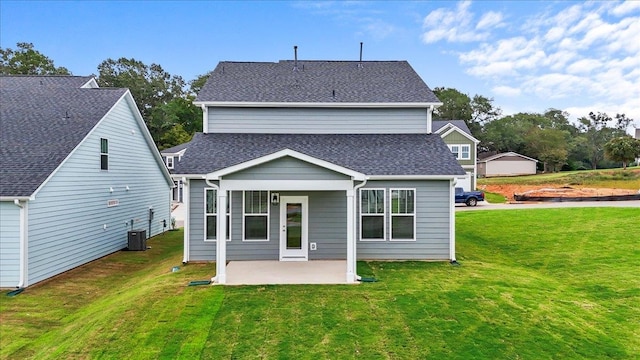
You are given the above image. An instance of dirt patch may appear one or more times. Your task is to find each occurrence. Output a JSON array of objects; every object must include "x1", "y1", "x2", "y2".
[{"x1": 480, "y1": 184, "x2": 638, "y2": 202}]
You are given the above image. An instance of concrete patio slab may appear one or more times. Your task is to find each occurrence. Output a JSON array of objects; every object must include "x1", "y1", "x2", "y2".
[{"x1": 224, "y1": 260, "x2": 352, "y2": 285}]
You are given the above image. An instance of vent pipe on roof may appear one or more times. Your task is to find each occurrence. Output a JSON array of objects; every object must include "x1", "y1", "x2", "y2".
[
  {"x1": 293, "y1": 45, "x2": 298, "y2": 71},
  {"x1": 358, "y1": 42, "x2": 364, "y2": 68}
]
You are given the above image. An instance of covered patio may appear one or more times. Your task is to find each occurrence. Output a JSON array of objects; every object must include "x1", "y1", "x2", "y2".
[{"x1": 223, "y1": 260, "x2": 353, "y2": 285}]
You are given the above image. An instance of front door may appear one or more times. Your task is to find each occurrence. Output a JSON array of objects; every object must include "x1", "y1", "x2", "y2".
[{"x1": 279, "y1": 196, "x2": 308, "y2": 261}]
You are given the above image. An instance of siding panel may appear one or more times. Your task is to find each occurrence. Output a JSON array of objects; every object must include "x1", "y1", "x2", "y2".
[
  {"x1": 208, "y1": 107, "x2": 428, "y2": 134},
  {"x1": 0, "y1": 202, "x2": 21, "y2": 287},
  {"x1": 27, "y1": 98, "x2": 171, "y2": 286},
  {"x1": 225, "y1": 157, "x2": 350, "y2": 181}
]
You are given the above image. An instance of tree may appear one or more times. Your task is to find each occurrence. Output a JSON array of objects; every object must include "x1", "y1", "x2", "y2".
[
  {"x1": 159, "y1": 123, "x2": 192, "y2": 151},
  {"x1": 97, "y1": 58, "x2": 186, "y2": 143},
  {"x1": 0, "y1": 42, "x2": 70, "y2": 75},
  {"x1": 603, "y1": 137, "x2": 640, "y2": 169},
  {"x1": 189, "y1": 72, "x2": 212, "y2": 96},
  {"x1": 577, "y1": 112, "x2": 629, "y2": 169},
  {"x1": 433, "y1": 87, "x2": 472, "y2": 122},
  {"x1": 525, "y1": 127, "x2": 570, "y2": 172},
  {"x1": 471, "y1": 94, "x2": 502, "y2": 127}
]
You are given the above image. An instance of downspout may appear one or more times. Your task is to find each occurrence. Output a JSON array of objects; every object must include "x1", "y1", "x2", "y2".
[
  {"x1": 352, "y1": 178, "x2": 368, "y2": 281},
  {"x1": 13, "y1": 199, "x2": 27, "y2": 288},
  {"x1": 426, "y1": 105, "x2": 434, "y2": 134},
  {"x1": 182, "y1": 177, "x2": 190, "y2": 264},
  {"x1": 449, "y1": 179, "x2": 457, "y2": 262}
]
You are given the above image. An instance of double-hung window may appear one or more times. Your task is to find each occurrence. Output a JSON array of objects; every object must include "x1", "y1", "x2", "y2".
[
  {"x1": 449, "y1": 144, "x2": 470, "y2": 160},
  {"x1": 390, "y1": 189, "x2": 416, "y2": 241},
  {"x1": 205, "y1": 189, "x2": 231, "y2": 241},
  {"x1": 166, "y1": 156, "x2": 174, "y2": 169},
  {"x1": 243, "y1": 191, "x2": 269, "y2": 241},
  {"x1": 100, "y1": 138, "x2": 109, "y2": 170},
  {"x1": 360, "y1": 189, "x2": 385, "y2": 241}
]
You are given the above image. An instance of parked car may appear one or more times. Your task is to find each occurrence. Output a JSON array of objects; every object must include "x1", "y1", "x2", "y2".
[{"x1": 455, "y1": 187, "x2": 485, "y2": 206}]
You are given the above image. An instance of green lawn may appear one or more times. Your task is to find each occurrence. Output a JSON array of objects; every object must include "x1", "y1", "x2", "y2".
[{"x1": 2, "y1": 208, "x2": 639, "y2": 359}]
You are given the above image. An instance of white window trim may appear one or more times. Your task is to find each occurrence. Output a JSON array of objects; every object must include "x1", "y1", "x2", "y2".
[
  {"x1": 166, "y1": 156, "x2": 174, "y2": 169},
  {"x1": 242, "y1": 190, "x2": 270, "y2": 242},
  {"x1": 100, "y1": 138, "x2": 109, "y2": 171},
  {"x1": 448, "y1": 144, "x2": 471, "y2": 160},
  {"x1": 390, "y1": 188, "x2": 417, "y2": 242},
  {"x1": 204, "y1": 189, "x2": 231, "y2": 242},
  {"x1": 359, "y1": 188, "x2": 386, "y2": 242}
]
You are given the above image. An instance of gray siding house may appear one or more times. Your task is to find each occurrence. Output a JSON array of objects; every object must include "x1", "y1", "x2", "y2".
[
  {"x1": 0, "y1": 75, "x2": 173, "y2": 288},
  {"x1": 174, "y1": 60, "x2": 466, "y2": 284},
  {"x1": 433, "y1": 120, "x2": 480, "y2": 191}
]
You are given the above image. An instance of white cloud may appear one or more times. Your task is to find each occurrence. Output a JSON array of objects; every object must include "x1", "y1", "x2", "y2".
[
  {"x1": 476, "y1": 11, "x2": 503, "y2": 30},
  {"x1": 422, "y1": 0, "x2": 640, "y2": 122},
  {"x1": 492, "y1": 85, "x2": 521, "y2": 97},
  {"x1": 421, "y1": 1, "x2": 498, "y2": 43}
]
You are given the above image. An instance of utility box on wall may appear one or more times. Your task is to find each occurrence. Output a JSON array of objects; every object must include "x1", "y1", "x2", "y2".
[{"x1": 127, "y1": 230, "x2": 147, "y2": 251}]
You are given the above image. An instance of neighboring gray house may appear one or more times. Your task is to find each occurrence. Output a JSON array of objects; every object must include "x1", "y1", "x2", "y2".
[
  {"x1": 0, "y1": 75, "x2": 173, "y2": 288},
  {"x1": 161, "y1": 142, "x2": 190, "y2": 202},
  {"x1": 433, "y1": 120, "x2": 480, "y2": 191},
  {"x1": 478, "y1": 152, "x2": 539, "y2": 177},
  {"x1": 174, "y1": 60, "x2": 466, "y2": 284}
]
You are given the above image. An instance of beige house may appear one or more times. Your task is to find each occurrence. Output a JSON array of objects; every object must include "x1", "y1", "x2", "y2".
[{"x1": 478, "y1": 152, "x2": 538, "y2": 177}]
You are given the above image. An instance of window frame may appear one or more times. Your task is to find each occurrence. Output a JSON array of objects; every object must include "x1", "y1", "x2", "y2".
[
  {"x1": 448, "y1": 144, "x2": 471, "y2": 160},
  {"x1": 204, "y1": 189, "x2": 231, "y2": 242},
  {"x1": 242, "y1": 190, "x2": 270, "y2": 242},
  {"x1": 389, "y1": 188, "x2": 417, "y2": 241},
  {"x1": 100, "y1": 138, "x2": 109, "y2": 171},
  {"x1": 359, "y1": 188, "x2": 386, "y2": 241},
  {"x1": 166, "y1": 156, "x2": 174, "y2": 169}
]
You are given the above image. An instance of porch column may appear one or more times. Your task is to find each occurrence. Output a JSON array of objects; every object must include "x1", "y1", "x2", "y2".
[
  {"x1": 346, "y1": 188, "x2": 356, "y2": 283},
  {"x1": 216, "y1": 189, "x2": 227, "y2": 284}
]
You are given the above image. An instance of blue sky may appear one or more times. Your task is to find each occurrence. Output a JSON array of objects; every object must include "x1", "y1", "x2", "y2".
[{"x1": 2, "y1": 0, "x2": 639, "y2": 127}]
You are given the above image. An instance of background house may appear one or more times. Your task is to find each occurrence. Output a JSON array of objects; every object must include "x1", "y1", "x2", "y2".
[
  {"x1": 478, "y1": 152, "x2": 539, "y2": 177},
  {"x1": 173, "y1": 59, "x2": 466, "y2": 284},
  {"x1": 161, "y1": 142, "x2": 190, "y2": 203},
  {"x1": 433, "y1": 120, "x2": 479, "y2": 190},
  {"x1": 0, "y1": 75, "x2": 173, "y2": 288}
]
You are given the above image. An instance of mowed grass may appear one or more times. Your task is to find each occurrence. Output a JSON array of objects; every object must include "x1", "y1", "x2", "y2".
[
  {"x1": 2, "y1": 208, "x2": 639, "y2": 359},
  {"x1": 479, "y1": 166, "x2": 640, "y2": 189}
]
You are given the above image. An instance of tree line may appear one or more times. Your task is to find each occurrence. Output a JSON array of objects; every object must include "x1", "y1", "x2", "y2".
[{"x1": 2, "y1": 42, "x2": 639, "y2": 169}]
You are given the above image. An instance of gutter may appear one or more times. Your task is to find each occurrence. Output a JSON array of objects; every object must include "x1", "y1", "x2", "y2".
[{"x1": 12, "y1": 199, "x2": 27, "y2": 288}]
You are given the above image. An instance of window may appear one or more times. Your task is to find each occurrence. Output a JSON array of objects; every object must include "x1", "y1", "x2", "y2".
[
  {"x1": 100, "y1": 138, "x2": 108, "y2": 170},
  {"x1": 166, "y1": 156, "x2": 174, "y2": 169},
  {"x1": 205, "y1": 189, "x2": 231, "y2": 241},
  {"x1": 243, "y1": 191, "x2": 269, "y2": 241},
  {"x1": 390, "y1": 189, "x2": 416, "y2": 241},
  {"x1": 360, "y1": 189, "x2": 385, "y2": 241},
  {"x1": 449, "y1": 144, "x2": 471, "y2": 160}
]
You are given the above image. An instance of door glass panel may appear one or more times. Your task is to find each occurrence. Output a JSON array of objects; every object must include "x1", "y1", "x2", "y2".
[{"x1": 286, "y1": 203, "x2": 302, "y2": 249}]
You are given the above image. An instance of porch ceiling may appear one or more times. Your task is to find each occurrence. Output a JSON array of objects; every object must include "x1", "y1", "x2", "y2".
[{"x1": 223, "y1": 260, "x2": 353, "y2": 285}]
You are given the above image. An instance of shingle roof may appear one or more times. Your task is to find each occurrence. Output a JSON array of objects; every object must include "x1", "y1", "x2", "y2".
[
  {"x1": 0, "y1": 76, "x2": 127, "y2": 197},
  {"x1": 432, "y1": 120, "x2": 473, "y2": 136},
  {"x1": 195, "y1": 61, "x2": 440, "y2": 104},
  {"x1": 0, "y1": 75, "x2": 95, "y2": 89},
  {"x1": 160, "y1": 141, "x2": 191, "y2": 154},
  {"x1": 174, "y1": 133, "x2": 465, "y2": 176}
]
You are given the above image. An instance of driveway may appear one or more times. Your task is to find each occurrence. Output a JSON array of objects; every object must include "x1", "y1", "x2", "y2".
[{"x1": 456, "y1": 200, "x2": 640, "y2": 211}]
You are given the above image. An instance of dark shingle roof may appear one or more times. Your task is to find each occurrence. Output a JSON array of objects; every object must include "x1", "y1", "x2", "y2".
[
  {"x1": 432, "y1": 120, "x2": 474, "y2": 136},
  {"x1": 0, "y1": 76, "x2": 127, "y2": 197},
  {"x1": 195, "y1": 61, "x2": 440, "y2": 104},
  {"x1": 0, "y1": 75, "x2": 95, "y2": 89},
  {"x1": 161, "y1": 141, "x2": 191, "y2": 154},
  {"x1": 174, "y1": 133, "x2": 465, "y2": 176}
]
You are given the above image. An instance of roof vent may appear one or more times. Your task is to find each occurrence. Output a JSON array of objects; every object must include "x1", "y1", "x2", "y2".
[
  {"x1": 293, "y1": 45, "x2": 298, "y2": 71},
  {"x1": 358, "y1": 42, "x2": 364, "y2": 69}
]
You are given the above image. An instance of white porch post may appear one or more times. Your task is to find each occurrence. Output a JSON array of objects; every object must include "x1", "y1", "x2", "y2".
[
  {"x1": 216, "y1": 188, "x2": 227, "y2": 284},
  {"x1": 182, "y1": 178, "x2": 190, "y2": 264},
  {"x1": 449, "y1": 179, "x2": 456, "y2": 261},
  {"x1": 346, "y1": 188, "x2": 356, "y2": 283}
]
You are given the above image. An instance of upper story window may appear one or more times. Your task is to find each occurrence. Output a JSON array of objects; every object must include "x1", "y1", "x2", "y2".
[
  {"x1": 100, "y1": 138, "x2": 109, "y2": 170},
  {"x1": 449, "y1": 144, "x2": 470, "y2": 160},
  {"x1": 166, "y1": 156, "x2": 174, "y2": 169}
]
